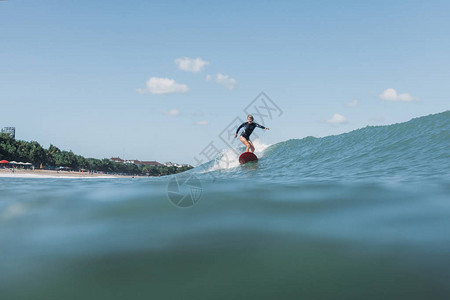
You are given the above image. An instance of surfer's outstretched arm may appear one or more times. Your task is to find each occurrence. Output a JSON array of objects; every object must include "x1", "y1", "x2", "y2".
[{"x1": 255, "y1": 123, "x2": 269, "y2": 130}]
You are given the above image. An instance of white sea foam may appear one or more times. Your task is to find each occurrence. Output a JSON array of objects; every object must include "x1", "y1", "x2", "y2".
[
  {"x1": 251, "y1": 138, "x2": 271, "y2": 154},
  {"x1": 206, "y1": 138, "x2": 271, "y2": 172}
]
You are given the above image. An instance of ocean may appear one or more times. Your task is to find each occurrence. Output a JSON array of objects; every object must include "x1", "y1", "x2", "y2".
[{"x1": 1, "y1": 111, "x2": 449, "y2": 299}]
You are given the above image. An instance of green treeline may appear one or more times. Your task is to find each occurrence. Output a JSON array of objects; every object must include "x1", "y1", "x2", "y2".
[{"x1": 0, "y1": 133, "x2": 192, "y2": 176}]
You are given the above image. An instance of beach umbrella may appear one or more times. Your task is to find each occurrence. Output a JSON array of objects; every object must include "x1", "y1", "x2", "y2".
[
  {"x1": 24, "y1": 162, "x2": 33, "y2": 165},
  {"x1": 0, "y1": 160, "x2": 8, "y2": 164},
  {"x1": 9, "y1": 161, "x2": 18, "y2": 164}
]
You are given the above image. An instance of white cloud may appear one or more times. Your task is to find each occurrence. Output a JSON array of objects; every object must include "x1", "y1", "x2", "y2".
[
  {"x1": 216, "y1": 73, "x2": 237, "y2": 90},
  {"x1": 175, "y1": 57, "x2": 209, "y2": 73},
  {"x1": 165, "y1": 109, "x2": 180, "y2": 116},
  {"x1": 206, "y1": 73, "x2": 236, "y2": 90},
  {"x1": 138, "y1": 77, "x2": 188, "y2": 95},
  {"x1": 327, "y1": 113, "x2": 348, "y2": 124},
  {"x1": 346, "y1": 99, "x2": 359, "y2": 107},
  {"x1": 195, "y1": 120, "x2": 209, "y2": 126},
  {"x1": 379, "y1": 88, "x2": 417, "y2": 102}
]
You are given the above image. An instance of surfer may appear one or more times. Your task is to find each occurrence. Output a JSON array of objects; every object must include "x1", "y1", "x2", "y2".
[{"x1": 234, "y1": 115, "x2": 269, "y2": 152}]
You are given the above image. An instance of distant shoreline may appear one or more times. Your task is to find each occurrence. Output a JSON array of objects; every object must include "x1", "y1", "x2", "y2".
[{"x1": 0, "y1": 168, "x2": 135, "y2": 179}]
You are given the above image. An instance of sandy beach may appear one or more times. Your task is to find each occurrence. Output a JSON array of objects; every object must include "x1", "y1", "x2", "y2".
[{"x1": 0, "y1": 168, "x2": 133, "y2": 178}]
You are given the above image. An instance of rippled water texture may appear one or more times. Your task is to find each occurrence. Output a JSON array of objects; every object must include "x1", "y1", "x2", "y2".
[{"x1": 1, "y1": 111, "x2": 449, "y2": 299}]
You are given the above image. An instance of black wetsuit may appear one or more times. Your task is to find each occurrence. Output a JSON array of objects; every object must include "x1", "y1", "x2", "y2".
[{"x1": 236, "y1": 122, "x2": 265, "y2": 140}]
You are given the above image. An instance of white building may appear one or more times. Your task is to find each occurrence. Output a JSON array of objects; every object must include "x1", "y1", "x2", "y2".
[{"x1": 1, "y1": 127, "x2": 15, "y2": 139}]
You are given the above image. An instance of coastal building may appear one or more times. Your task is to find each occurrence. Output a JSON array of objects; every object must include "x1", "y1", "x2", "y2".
[
  {"x1": 110, "y1": 157, "x2": 124, "y2": 163},
  {"x1": 135, "y1": 160, "x2": 163, "y2": 167},
  {"x1": 1, "y1": 127, "x2": 15, "y2": 139},
  {"x1": 124, "y1": 159, "x2": 139, "y2": 165}
]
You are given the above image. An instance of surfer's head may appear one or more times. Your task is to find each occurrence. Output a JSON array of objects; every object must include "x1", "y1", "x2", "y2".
[{"x1": 247, "y1": 115, "x2": 254, "y2": 123}]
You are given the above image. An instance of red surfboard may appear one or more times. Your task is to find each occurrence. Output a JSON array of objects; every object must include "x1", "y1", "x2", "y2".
[{"x1": 239, "y1": 152, "x2": 258, "y2": 164}]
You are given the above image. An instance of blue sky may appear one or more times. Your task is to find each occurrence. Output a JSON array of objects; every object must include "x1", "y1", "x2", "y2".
[{"x1": 1, "y1": 0, "x2": 449, "y2": 164}]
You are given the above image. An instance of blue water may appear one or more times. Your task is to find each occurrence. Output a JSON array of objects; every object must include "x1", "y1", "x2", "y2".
[{"x1": 1, "y1": 111, "x2": 449, "y2": 299}]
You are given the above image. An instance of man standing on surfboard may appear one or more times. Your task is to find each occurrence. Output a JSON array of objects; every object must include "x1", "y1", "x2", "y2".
[{"x1": 234, "y1": 115, "x2": 269, "y2": 152}]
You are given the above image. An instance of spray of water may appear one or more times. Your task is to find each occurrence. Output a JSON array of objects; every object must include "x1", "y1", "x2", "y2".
[{"x1": 207, "y1": 138, "x2": 271, "y2": 172}]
